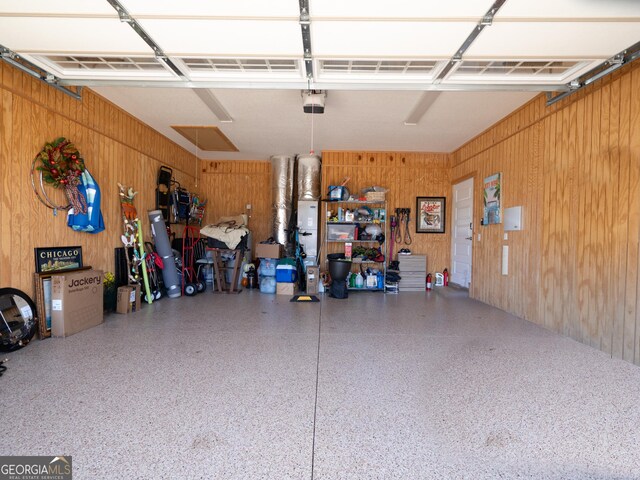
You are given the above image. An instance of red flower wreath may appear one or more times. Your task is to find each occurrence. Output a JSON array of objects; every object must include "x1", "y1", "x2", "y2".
[{"x1": 36, "y1": 137, "x2": 86, "y2": 188}]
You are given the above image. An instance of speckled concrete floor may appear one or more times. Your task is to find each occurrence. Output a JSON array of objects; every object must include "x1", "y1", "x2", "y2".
[{"x1": 2, "y1": 288, "x2": 640, "y2": 479}]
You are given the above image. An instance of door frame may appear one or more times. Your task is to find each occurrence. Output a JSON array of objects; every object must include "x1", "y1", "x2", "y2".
[{"x1": 451, "y1": 173, "x2": 476, "y2": 290}]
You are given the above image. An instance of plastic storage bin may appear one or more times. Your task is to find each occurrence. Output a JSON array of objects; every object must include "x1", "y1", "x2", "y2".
[
  {"x1": 259, "y1": 258, "x2": 277, "y2": 277},
  {"x1": 327, "y1": 224, "x2": 356, "y2": 241},
  {"x1": 260, "y1": 276, "x2": 276, "y2": 293},
  {"x1": 276, "y1": 265, "x2": 297, "y2": 283}
]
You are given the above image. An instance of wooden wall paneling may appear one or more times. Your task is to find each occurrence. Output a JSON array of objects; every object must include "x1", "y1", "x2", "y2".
[
  {"x1": 610, "y1": 78, "x2": 625, "y2": 358},
  {"x1": 574, "y1": 95, "x2": 587, "y2": 344},
  {"x1": 0, "y1": 61, "x2": 196, "y2": 294},
  {"x1": 451, "y1": 60, "x2": 640, "y2": 364},
  {"x1": 9, "y1": 94, "x2": 24, "y2": 286},
  {"x1": 581, "y1": 92, "x2": 595, "y2": 346},
  {"x1": 540, "y1": 114, "x2": 554, "y2": 330},
  {"x1": 553, "y1": 107, "x2": 566, "y2": 334},
  {"x1": 0, "y1": 91, "x2": 10, "y2": 284},
  {"x1": 559, "y1": 104, "x2": 571, "y2": 335},
  {"x1": 629, "y1": 68, "x2": 640, "y2": 364},
  {"x1": 588, "y1": 88, "x2": 602, "y2": 348},
  {"x1": 617, "y1": 68, "x2": 635, "y2": 362},
  {"x1": 321, "y1": 150, "x2": 450, "y2": 273},
  {"x1": 199, "y1": 161, "x2": 271, "y2": 255},
  {"x1": 529, "y1": 122, "x2": 542, "y2": 322},
  {"x1": 564, "y1": 102, "x2": 577, "y2": 338},
  {"x1": 599, "y1": 84, "x2": 612, "y2": 354}
]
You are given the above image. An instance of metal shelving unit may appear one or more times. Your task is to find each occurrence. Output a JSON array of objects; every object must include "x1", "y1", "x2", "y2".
[{"x1": 322, "y1": 199, "x2": 388, "y2": 292}]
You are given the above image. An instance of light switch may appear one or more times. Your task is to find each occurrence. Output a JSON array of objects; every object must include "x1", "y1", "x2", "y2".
[
  {"x1": 502, "y1": 245, "x2": 509, "y2": 275},
  {"x1": 503, "y1": 233, "x2": 508, "y2": 241}
]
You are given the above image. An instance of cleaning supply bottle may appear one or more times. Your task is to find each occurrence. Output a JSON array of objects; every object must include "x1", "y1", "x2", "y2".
[
  {"x1": 377, "y1": 271, "x2": 384, "y2": 289},
  {"x1": 355, "y1": 272, "x2": 364, "y2": 289}
]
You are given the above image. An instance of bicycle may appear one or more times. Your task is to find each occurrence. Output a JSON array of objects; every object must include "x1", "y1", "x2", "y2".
[{"x1": 287, "y1": 225, "x2": 312, "y2": 292}]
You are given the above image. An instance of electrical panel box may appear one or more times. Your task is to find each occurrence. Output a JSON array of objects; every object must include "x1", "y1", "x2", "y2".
[{"x1": 504, "y1": 206, "x2": 523, "y2": 231}]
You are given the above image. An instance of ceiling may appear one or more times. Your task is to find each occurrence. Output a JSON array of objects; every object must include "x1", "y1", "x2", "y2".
[{"x1": 1, "y1": 0, "x2": 639, "y2": 160}]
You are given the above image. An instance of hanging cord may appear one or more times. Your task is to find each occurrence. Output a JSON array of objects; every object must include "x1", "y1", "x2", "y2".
[
  {"x1": 310, "y1": 105, "x2": 314, "y2": 153},
  {"x1": 403, "y1": 209, "x2": 412, "y2": 245},
  {"x1": 393, "y1": 211, "x2": 402, "y2": 244},
  {"x1": 308, "y1": 80, "x2": 315, "y2": 154},
  {"x1": 395, "y1": 208, "x2": 412, "y2": 245}
]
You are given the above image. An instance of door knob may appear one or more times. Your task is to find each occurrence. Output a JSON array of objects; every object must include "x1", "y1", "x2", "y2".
[{"x1": 465, "y1": 236, "x2": 472, "y2": 240}]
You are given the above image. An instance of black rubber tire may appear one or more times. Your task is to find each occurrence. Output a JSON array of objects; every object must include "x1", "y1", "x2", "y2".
[
  {"x1": 154, "y1": 290, "x2": 162, "y2": 300},
  {"x1": 184, "y1": 284, "x2": 197, "y2": 296},
  {"x1": 0, "y1": 288, "x2": 37, "y2": 352},
  {"x1": 196, "y1": 281, "x2": 206, "y2": 293}
]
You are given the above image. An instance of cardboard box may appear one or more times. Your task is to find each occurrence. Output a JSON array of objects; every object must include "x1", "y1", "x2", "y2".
[
  {"x1": 51, "y1": 269, "x2": 103, "y2": 337},
  {"x1": 117, "y1": 285, "x2": 141, "y2": 314},
  {"x1": 116, "y1": 286, "x2": 131, "y2": 314},
  {"x1": 306, "y1": 266, "x2": 319, "y2": 294},
  {"x1": 130, "y1": 284, "x2": 141, "y2": 312},
  {"x1": 255, "y1": 243, "x2": 283, "y2": 259},
  {"x1": 276, "y1": 282, "x2": 296, "y2": 295}
]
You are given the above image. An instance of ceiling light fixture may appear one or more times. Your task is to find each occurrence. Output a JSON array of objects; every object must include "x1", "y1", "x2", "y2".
[
  {"x1": 404, "y1": 92, "x2": 441, "y2": 126},
  {"x1": 193, "y1": 89, "x2": 233, "y2": 123}
]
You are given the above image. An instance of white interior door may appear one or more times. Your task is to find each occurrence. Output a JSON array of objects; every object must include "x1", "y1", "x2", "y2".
[{"x1": 451, "y1": 178, "x2": 474, "y2": 288}]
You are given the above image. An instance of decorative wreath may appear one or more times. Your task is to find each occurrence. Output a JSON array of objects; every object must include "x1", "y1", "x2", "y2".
[
  {"x1": 34, "y1": 137, "x2": 87, "y2": 213},
  {"x1": 36, "y1": 137, "x2": 86, "y2": 187}
]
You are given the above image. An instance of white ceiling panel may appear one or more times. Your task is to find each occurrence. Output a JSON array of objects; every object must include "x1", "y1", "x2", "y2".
[
  {"x1": 466, "y1": 22, "x2": 640, "y2": 58},
  {"x1": 121, "y1": 0, "x2": 298, "y2": 18},
  {"x1": 93, "y1": 87, "x2": 536, "y2": 159},
  {"x1": 312, "y1": 21, "x2": 476, "y2": 57},
  {"x1": 0, "y1": 17, "x2": 152, "y2": 53},
  {"x1": 0, "y1": 0, "x2": 115, "y2": 16},
  {"x1": 498, "y1": 0, "x2": 640, "y2": 19},
  {"x1": 310, "y1": 0, "x2": 494, "y2": 19},
  {"x1": 138, "y1": 19, "x2": 302, "y2": 56}
]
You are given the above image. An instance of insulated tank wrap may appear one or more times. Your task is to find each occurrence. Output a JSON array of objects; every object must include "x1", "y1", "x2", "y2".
[
  {"x1": 148, "y1": 209, "x2": 181, "y2": 298},
  {"x1": 271, "y1": 155, "x2": 295, "y2": 250},
  {"x1": 296, "y1": 154, "x2": 321, "y2": 200}
]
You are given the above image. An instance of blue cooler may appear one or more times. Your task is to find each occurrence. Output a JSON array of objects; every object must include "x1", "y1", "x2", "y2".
[{"x1": 276, "y1": 264, "x2": 297, "y2": 283}]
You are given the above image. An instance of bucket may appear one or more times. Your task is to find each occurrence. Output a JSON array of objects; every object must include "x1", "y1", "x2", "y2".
[{"x1": 203, "y1": 265, "x2": 213, "y2": 285}]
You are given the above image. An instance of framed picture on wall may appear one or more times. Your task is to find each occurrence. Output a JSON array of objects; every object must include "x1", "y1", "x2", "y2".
[
  {"x1": 416, "y1": 197, "x2": 446, "y2": 234},
  {"x1": 34, "y1": 246, "x2": 83, "y2": 274},
  {"x1": 482, "y1": 173, "x2": 502, "y2": 225}
]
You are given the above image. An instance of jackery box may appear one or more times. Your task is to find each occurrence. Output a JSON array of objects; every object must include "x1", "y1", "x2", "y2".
[{"x1": 51, "y1": 269, "x2": 103, "y2": 337}]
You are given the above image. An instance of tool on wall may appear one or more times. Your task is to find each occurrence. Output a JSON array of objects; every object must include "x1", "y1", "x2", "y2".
[{"x1": 395, "y1": 208, "x2": 412, "y2": 245}]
